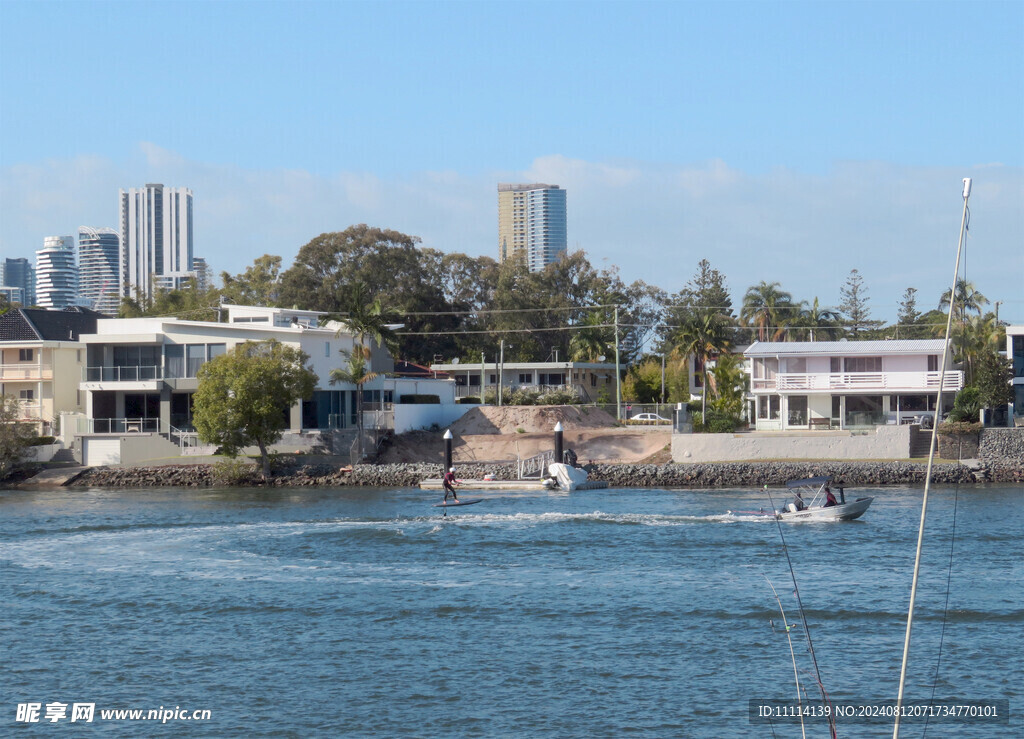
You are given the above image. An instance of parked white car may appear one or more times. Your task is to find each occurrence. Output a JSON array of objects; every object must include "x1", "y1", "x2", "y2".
[{"x1": 630, "y1": 413, "x2": 670, "y2": 424}]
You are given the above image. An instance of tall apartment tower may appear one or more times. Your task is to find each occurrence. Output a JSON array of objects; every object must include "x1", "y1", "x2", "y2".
[
  {"x1": 2, "y1": 257, "x2": 35, "y2": 306},
  {"x1": 119, "y1": 183, "x2": 194, "y2": 299},
  {"x1": 497, "y1": 183, "x2": 567, "y2": 272},
  {"x1": 35, "y1": 236, "x2": 78, "y2": 309},
  {"x1": 78, "y1": 227, "x2": 121, "y2": 315}
]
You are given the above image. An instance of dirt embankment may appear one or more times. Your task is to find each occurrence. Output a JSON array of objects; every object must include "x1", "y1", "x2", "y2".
[{"x1": 378, "y1": 406, "x2": 671, "y2": 465}]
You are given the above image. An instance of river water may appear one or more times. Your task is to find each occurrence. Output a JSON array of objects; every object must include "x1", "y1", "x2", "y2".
[{"x1": 2, "y1": 483, "x2": 1021, "y2": 737}]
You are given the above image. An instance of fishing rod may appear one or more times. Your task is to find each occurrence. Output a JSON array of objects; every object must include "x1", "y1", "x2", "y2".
[
  {"x1": 764, "y1": 484, "x2": 838, "y2": 739},
  {"x1": 765, "y1": 574, "x2": 807, "y2": 739}
]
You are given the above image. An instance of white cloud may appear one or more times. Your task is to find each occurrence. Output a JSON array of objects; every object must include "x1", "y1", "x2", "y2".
[{"x1": 2, "y1": 145, "x2": 1021, "y2": 323}]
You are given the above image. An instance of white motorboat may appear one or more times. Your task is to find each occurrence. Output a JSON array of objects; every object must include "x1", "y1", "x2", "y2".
[
  {"x1": 774, "y1": 476, "x2": 873, "y2": 521},
  {"x1": 729, "y1": 476, "x2": 873, "y2": 521}
]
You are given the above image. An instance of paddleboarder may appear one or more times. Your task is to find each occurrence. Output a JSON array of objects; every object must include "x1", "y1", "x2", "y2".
[{"x1": 442, "y1": 467, "x2": 460, "y2": 502}]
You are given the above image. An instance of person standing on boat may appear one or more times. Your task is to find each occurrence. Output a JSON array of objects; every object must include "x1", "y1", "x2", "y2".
[
  {"x1": 824, "y1": 487, "x2": 838, "y2": 507},
  {"x1": 442, "y1": 467, "x2": 460, "y2": 502}
]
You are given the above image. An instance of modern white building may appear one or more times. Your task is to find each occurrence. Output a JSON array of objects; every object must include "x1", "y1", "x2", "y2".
[
  {"x1": 498, "y1": 183, "x2": 567, "y2": 272},
  {"x1": 745, "y1": 339, "x2": 962, "y2": 431},
  {"x1": 119, "y1": 183, "x2": 194, "y2": 299},
  {"x1": 35, "y1": 236, "x2": 78, "y2": 309},
  {"x1": 78, "y1": 227, "x2": 121, "y2": 315}
]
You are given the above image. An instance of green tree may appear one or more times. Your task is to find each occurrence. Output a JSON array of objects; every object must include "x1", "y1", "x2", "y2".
[
  {"x1": 707, "y1": 351, "x2": 747, "y2": 420},
  {"x1": 621, "y1": 357, "x2": 663, "y2": 403},
  {"x1": 793, "y1": 297, "x2": 841, "y2": 341},
  {"x1": 336, "y1": 281, "x2": 399, "y2": 356},
  {"x1": 939, "y1": 279, "x2": 988, "y2": 324},
  {"x1": 278, "y1": 225, "x2": 461, "y2": 363},
  {"x1": 740, "y1": 281, "x2": 796, "y2": 341},
  {"x1": 673, "y1": 311, "x2": 733, "y2": 418},
  {"x1": 661, "y1": 259, "x2": 732, "y2": 349},
  {"x1": 193, "y1": 340, "x2": 318, "y2": 480},
  {"x1": 973, "y1": 349, "x2": 1014, "y2": 410},
  {"x1": 838, "y1": 269, "x2": 883, "y2": 337},
  {"x1": 220, "y1": 254, "x2": 283, "y2": 307},
  {"x1": 329, "y1": 346, "x2": 382, "y2": 463},
  {"x1": 0, "y1": 395, "x2": 38, "y2": 479}
]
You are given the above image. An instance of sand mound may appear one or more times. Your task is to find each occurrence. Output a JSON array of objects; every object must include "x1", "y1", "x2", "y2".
[{"x1": 448, "y1": 405, "x2": 618, "y2": 435}]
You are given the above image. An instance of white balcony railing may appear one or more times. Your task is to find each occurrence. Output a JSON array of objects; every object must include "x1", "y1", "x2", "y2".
[
  {"x1": 752, "y1": 370, "x2": 963, "y2": 393},
  {"x1": 0, "y1": 363, "x2": 52, "y2": 380}
]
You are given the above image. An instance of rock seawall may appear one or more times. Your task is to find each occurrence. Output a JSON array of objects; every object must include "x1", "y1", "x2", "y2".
[{"x1": 66, "y1": 458, "x2": 1023, "y2": 489}]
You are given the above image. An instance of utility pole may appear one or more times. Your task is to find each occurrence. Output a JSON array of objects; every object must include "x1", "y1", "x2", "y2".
[
  {"x1": 480, "y1": 352, "x2": 486, "y2": 403},
  {"x1": 661, "y1": 352, "x2": 666, "y2": 405},
  {"x1": 614, "y1": 306, "x2": 622, "y2": 422}
]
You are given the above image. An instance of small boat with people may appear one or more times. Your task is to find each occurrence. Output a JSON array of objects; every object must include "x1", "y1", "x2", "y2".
[
  {"x1": 773, "y1": 476, "x2": 873, "y2": 521},
  {"x1": 729, "y1": 476, "x2": 874, "y2": 521}
]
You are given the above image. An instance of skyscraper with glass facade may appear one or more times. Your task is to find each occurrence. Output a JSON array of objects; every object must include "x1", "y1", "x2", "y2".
[
  {"x1": 2, "y1": 257, "x2": 35, "y2": 306},
  {"x1": 35, "y1": 236, "x2": 78, "y2": 308},
  {"x1": 78, "y1": 227, "x2": 121, "y2": 315},
  {"x1": 498, "y1": 183, "x2": 567, "y2": 272},
  {"x1": 119, "y1": 183, "x2": 194, "y2": 299}
]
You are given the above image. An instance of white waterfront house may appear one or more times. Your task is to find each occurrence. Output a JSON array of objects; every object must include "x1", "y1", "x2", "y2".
[
  {"x1": 744, "y1": 339, "x2": 962, "y2": 431},
  {"x1": 71, "y1": 304, "x2": 458, "y2": 466}
]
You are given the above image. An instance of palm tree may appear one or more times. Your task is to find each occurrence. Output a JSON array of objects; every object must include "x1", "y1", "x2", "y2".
[
  {"x1": 330, "y1": 347, "x2": 381, "y2": 463},
  {"x1": 939, "y1": 280, "x2": 988, "y2": 324},
  {"x1": 794, "y1": 297, "x2": 842, "y2": 341},
  {"x1": 674, "y1": 311, "x2": 733, "y2": 419},
  {"x1": 740, "y1": 281, "x2": 796, "y2": 342},
  {"x1": 569, "y1": 311, "x2": 612, "y2": 361},
  {"x1": 336, "y1": 281, "x2": 399, "y2": 357}
]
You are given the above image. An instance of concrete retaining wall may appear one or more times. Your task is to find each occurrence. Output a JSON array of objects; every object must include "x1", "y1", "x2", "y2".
[{"x1": 672, "y1": 425, "x2": 910, "y2": 463}]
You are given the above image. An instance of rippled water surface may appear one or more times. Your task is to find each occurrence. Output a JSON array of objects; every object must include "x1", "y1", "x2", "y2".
[{"x1": 2, "y1": 483, "x2": 1021, "y2": 736}]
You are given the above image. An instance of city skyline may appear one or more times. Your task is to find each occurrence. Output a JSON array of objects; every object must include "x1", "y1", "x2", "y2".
[{"x1": 1, "y1": 1, "x2": 1022, "y2": 322}]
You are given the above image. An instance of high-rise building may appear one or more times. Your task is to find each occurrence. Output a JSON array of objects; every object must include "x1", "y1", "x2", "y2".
[
  {"x1": 78, "y1": 227, "x2": 121, "y2": 315},
  {"x1": 497, "y1": 183, "x2": 567, "y2": 272},
  {"x1": 119, "y1": 183, "x2": 194, "y2": 299},
  {"x1": 36, "y1": 236, "x2": 78, "y2": 309},
  {"x1": 2, "y1": 257, "x2": 35, "y2": 306}
]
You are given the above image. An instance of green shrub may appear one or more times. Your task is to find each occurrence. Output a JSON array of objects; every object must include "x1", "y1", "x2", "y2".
[
  {"x1": 937, "y1": 420, "x2": 983, "y2": 436},
  {"x1": 28, "y1": 435, "x2": 56, "y2": 446},
  {"x1": 211, "y1": 458, "x2": 257, "y2": 486},
  {"x1": 947, "y1": 386, "x2": 981, "y2": 423}
]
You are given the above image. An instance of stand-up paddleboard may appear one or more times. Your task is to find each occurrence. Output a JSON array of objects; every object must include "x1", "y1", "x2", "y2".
[{"x1": 433, "y1": 499, "x2": 484, "y2": 508}]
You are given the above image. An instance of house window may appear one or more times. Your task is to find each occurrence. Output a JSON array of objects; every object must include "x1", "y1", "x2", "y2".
[
  {"x1": 757, "y1": 395, "x2": 780, "y2": 420},
  {"x1": 19, "y1": 348, "x2": 33, "y2": 361},
  {"x1": 186, "y1": 345, "x2": 206, "y2": 377},
  {"x1": 325, "y1": 342, "x2": 331, "y2": 358},
  {"x1": 844, "y1": 357, "x2": 882, "y2": 372},
  {"x1": 19, "y1": 389, "x2": 34, "y2": 401},
  {"x1": 165, "y1": 345, "x2": 185, "y2": 378},
  {"x1": 830, "y1": 357, "x2": 841, "y2": 373},
  {"x1": 519, "y1": 373, "x2": 532, "y2": 384},
  {"x1": 591, "y1": 374, "x2": 597, "y2": 387},
  {"x1": 1014, "y1": 336, "x2": 1024, "y2": 379},
  {"x1": 788, "y1": 396, "x2": 808, "y2": 425},
  {"x1": 928, "y1": 355, "x2": 939, "y2": 372}
]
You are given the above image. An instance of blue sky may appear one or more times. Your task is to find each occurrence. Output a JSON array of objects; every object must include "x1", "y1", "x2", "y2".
[{"x1": 2, "y1": 0, "x2": 1022, "y2": 322}]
